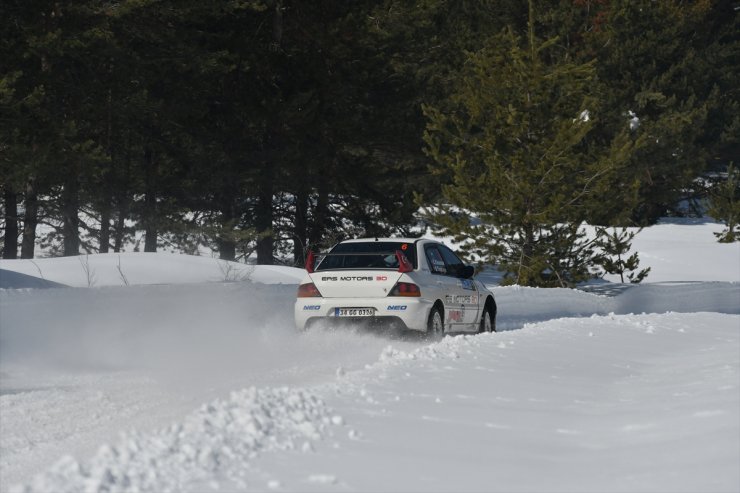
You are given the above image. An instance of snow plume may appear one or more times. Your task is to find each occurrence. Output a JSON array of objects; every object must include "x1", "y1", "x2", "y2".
[
  {"x1": 0, "y1": 282, "x2": 300, "y2": 376},
  {"x1": 15, "y1": 387, "x2": 340, "y2": 493}
]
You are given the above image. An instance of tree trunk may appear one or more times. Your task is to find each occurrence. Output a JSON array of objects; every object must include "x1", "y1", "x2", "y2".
[
  {"x1": 113, "y1": 196, "x2": 128, "y2": 253},
  {"x1": 99, "y1": 203, "x2": 111, "y2": 253},
  {"x1": 255, "y1": 165, "x2": 274, "y2": 265},
  {"x1": 3, "y1": 185, "x2": 18, "y2": 259},
  {"x1": 143, "y1": 147, "x2": 157, "y2": 252},
  {"x1": 100, "y1": 75, "x2": 113, "y2": 255},
  {"x1": 309, "y1": 178, "x2": 328, "y2": 250},
  {"x1": 21, "y1": 183, "x2": 38, "y2": 259},
  {"x1": 114, "y1": 136, "x2": 132, "y2": 253},
  {"x1": 62, "y1": 175, "x2": 80, "y2": 256},
  {"x1": 218, "y1": 236, "x2": 236, "y2": 261},
  {"x1": 217, "y1": 197, "x2": 237, "y2": 261},
  {"x1": 517, "y1": 223, "x2": 536, "y2": 286},
  {"x1": 99, "y1": 169, "x2": 114, "y2": 253},
  {"x1": 293, "y1": 186, "x2": 308, "y2": 266},
  {"x1": 253, "y1": 0, "x2": 283, "y2": 265}
]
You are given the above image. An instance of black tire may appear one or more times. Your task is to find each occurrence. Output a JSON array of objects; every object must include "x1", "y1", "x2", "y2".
[
  {"x1": 427, "y1": 304, "x2": 445, "y2": 340},
  {"x1": 479, "y1": 300, "x2": 496, "y2": 333}
]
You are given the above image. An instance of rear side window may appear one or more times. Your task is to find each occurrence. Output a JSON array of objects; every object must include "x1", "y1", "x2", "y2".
[
  {"x1": 315, "y1": 242, "x2": 417, "y2": 271},
  {"x1": 425, "y1": 246, "x2": 447, "y2": 274},
  {"x1": 426, "y1": 244, "x2": 466, "y2": 276}
]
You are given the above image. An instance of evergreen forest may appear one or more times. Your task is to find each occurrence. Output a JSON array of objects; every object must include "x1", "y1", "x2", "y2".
[{"x1": 1, "y1": 0, "x2": 738, "y2": 286}]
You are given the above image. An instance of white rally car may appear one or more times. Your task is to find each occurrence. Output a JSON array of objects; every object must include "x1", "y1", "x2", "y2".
[{"x1": 294, "y1": 238, "x2": 497, "y2": 336}]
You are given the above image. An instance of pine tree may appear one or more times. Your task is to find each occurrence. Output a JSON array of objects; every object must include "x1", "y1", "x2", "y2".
[
  {"x1": 1, "y1": 1, "x2": 109, "y2": 257},
  {"x1": 593, "y1": 227, "x2": 650, "y2": 283},
  {"x1": 422, "y1": 1, "x2": 636, "y2": 287},
  {"x1": 582, "y1": 0, "x2": 737, "y2": 224},
  {"x1": 709, "y1": 164, "x2": 740, "y2": 243}
]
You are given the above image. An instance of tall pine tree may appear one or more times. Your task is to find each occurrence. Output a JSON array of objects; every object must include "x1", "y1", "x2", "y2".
[{"x1": 423, "y1": 1, "x2": 637, "y2": 287}]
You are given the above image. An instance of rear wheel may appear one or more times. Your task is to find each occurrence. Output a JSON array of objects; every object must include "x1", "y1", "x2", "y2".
[
  {"x1": 427, "y1": 304, "x2": 445, "y2": 340},
  {"x1": 479, "y1": 301, "x2": 496, "y2": 333}
]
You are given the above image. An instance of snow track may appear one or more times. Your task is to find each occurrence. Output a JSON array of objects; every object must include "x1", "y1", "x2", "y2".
[
  {"x1": 2, "y1": 222, "x2": 739, "y2": 492},
  {"x1": 19, "y1": 387, "x2": 337, "y2": 493},
  {"x1": 0, "y1": 282, "x2": 422, "y2": 489},
  {"x1": 8, "y1": 310, "x2": 739, "y2": 492}
]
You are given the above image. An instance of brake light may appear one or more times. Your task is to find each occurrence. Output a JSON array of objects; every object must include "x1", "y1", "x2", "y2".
[
  {"x1": 388, "y1": 282, "x2": 420, "y2": 297},
  {"x1": 306, "y1": 250, "x2": 316, "y2": 273},
  {"x1": 396, "y1": 250, "x2": 413, "y2": 273},
  {"x1": 297, "y1": 282, "x2": 322, "y2": 297}
]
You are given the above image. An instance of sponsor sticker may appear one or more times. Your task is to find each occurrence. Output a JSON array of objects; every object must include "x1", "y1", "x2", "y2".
[
  {"x1": 460, "y1": 279, "x2": 476, "y2": 291},
  {"x1": 448, "y1": 309, "x2": 463, "y2": 322},
  {"x1": 447, "y1": 295, "x2": 472, "y2": 304},
  {"x1": 321, "y1": 276, "x2": 374, "y2": 282}
]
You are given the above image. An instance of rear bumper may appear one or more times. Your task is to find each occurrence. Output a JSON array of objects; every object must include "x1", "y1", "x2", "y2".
[{"x1": 294, "y1": 297, "x2": 433, "y2": 332}]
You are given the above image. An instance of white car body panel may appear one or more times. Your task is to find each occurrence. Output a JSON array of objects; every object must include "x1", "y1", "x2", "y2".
[
  {"x1": 294, "y1": 239, "x2": 496, "y2": 334},
  {"x1": 308, "y1": 270, "x2": 403, "y2": 298}
]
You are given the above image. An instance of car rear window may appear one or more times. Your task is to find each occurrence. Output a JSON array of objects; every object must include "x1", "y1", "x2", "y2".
[{"x1": 315, "y1": 241, "x2": 417, "y2": 271}]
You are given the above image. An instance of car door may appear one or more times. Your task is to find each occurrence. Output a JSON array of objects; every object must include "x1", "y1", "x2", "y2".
[
  {"x1": 437, "y1": 244, "x2": 480, "y2": 329},
  {"x1": 424, "y1": 244, "x2": 467, "y2": 328}
]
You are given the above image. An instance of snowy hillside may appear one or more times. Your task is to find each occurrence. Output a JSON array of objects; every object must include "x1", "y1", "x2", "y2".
[
  {"x1": 0, "y1": 220, "x2": 738, "y2": 492},
  {"x1": 0, "y1": 252, "x2": 304, "y2": 288}
]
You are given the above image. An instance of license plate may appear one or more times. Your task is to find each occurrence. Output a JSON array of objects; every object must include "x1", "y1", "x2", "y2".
[{"x1": 335, "y1": 307, "x2": 375, "y2": 317}]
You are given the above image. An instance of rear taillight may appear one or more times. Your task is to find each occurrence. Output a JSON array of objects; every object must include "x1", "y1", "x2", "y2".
[
  {"x1": 297, "y1": 282, "x2": 322, "y2": 297},
  {"x1": 388, "y1": 282, "x2": 420, "y2": 297}
]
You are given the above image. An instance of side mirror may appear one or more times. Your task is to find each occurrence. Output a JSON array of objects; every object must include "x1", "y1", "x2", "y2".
[{"x1": 460, "y1": 265, "x2": 475, "y2": 279}]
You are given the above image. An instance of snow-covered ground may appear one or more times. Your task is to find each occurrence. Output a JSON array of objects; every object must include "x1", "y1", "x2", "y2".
[{"x1": 0, "y1": 220, "x2": 738, "y2": 492}]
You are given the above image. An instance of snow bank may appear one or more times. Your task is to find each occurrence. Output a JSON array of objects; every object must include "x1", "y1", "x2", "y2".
[
  {"x1": 14, "y1": 387, "x2": 340, "y2": 493},
  {"x1": 491, "y1": 281, "x2": 739, "y2": 331},
  {"x1": 614, "y1": 281, "x2": 740, "y2": 315},
  {"x1": 0, "y1": 253, "x2": 304, "y2": 288},
  {"x1": 492, "y1": 285, "x2": 611, "y2": 330},
  {"x1": 626, "y1": 218, "x2": 740, "y2": 283},
  {"x1": 267, "y1": 312, "x2": 739, "y2": 492}
]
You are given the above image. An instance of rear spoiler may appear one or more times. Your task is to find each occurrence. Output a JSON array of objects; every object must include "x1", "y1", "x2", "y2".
[
  {"x1": 305, "y1": 250, "x2": 413, "y2": 273},
  {"x1": 395, "y1": 250, "x2": 413, "y2": 273},
  {"x1": 306, "y1": 250, "x2": 317, "y2": 273}
]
